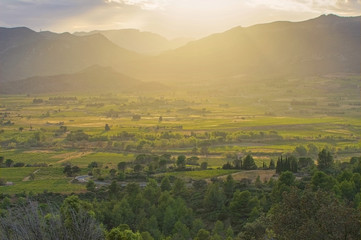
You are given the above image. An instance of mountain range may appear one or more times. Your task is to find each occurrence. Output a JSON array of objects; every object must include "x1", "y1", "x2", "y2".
[
  {"x1": 0, "y1": 14, "x2": 360, "y2": 93},
  {"x1": 129, "y1": 14, "x2": 360, "y2": 82},
  {"x1": 0, "y1": 65, "x2": 166, "y2": 94},
  {"x1": 74, "y1": 29, "x2": 191, "y2": 55}
]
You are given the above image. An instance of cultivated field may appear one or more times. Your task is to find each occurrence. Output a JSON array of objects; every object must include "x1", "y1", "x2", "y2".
[{"x1": 1, "y1": 76, "x2": 360, "y2": 194}]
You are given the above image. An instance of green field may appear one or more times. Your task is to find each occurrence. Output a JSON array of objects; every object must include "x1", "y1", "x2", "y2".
[{"x1": 0, "y1": 76, "x2": 360, "y2": 194}]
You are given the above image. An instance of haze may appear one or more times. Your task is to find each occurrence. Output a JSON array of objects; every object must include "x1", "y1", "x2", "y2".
[{"x1": 1, "y1": 0, "x2": 360, "y2": 38}]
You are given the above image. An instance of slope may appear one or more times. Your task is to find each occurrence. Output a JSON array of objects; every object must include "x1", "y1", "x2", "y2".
[
  {"x1": 74, "y1": 29, "x2": 191, "y2": 55},
  {"x1": 0, "y1": 65, "x2": 166, "y2": 94},
  {"x1": 0, "y1": 27, "x2": 142, "y2": 82},
  {"x1": 128, "y1": 14, "x2": 360, "y2": 83}
]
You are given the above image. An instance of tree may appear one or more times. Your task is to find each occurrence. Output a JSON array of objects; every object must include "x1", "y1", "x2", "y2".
[
  {"x1": 172, "y1": 178, "x2": 188, "y2": 198},
  {"x1": 200, "y1": 162, "x2": 208, "y2": 170},
  {"x1": 269, "y1": 159, "x2": 275, "y2": 169},
  {"x1": 318, "y1": 149, "x2": 333, "y2": 170},
  {"x1": 162, "y1": 206, "x2": 176, "y2": 235},
  {"x1": 71, "y1": 165, "x2": 81, "y2": 176},
  {"x1": 143, "y1": 179, "x2": 160, "y2": 204},
  {"x1": 63, "y1": 164, "x2": 73, "y2": 177},
  {"x1": 233, "y1": 158, "x2": 242, "y2": 169},
  {"x1": 106, "y1": 229, "x2": 142, "y2": 240},
  {"x1": 278, "y1": 171, "x2": 295, "y2": 186},
  {"x1": 161, "y1": 176, "x2": 172, "y2": 192},
  {"x1": 117, "y1": 162, "x2": 127, "y2": 172},
  {"x1": 109, "y1": 180, "x2": 119, "y2": 198},
  {"x1": 311, "y1": 171, "x2": 336, "y2": 192},
  {"x1": 109, "y1": 169, "x2": 117, "y2": 178},
  {"x1": 0, "y1": 178, "x2": 6, "y2": 186},
  {"x1": 307, "y1": 143, "x2": 319, "y2": 156},
  {"x1": 195, "y1": 229, "x2": 210, "y2": 240},
  {"x1": 5, "y1": 159, "x2": 14, "y2": 167},
  {"x1": 176, "y1": 155, "x2": 186, "y2": 169},
  {"x1": 203, "y1": 183, "x2": 226, "y2": 220},
  {"x1": 293, "y1": 145, "x2": 307, "y2": 156},
  {"x1": 172, "y1": 220, "x2": 191, "y2": 240},
  {"x1": 242, "y1": 155, "x2": 257, "y2": 170},
  {"x1": 134, "y1": 164, "x2": 143, "y2": 173},
  {"x1": 86, "y1": 180, "x2": 96, "y2": 192},
  {"x1": 271, "y1": 188, "x2": 360, "y2": 240},
  {"x1": 14, "y1": 162, "x2": 25, "y2": 167},
  {"x1": 223, "y1": 175, "x2": 235, "y2": 200},
  {"x1": 88, "y1": 161, "x2": 98, "y2": 169},
  {"x1": 63, "y1": 164, "x2": 81, "y2": 177},
  {"x1": 105, "y1": 124, "x2": 111, "y2": 131},
  {"x1": 212, "y1": 220, "x2": 225, "y2": 238},
  {"x1": 159, "y1": 159, "x2": 167, "y2": 171},
  {"x1": 230, "y1": 190, "x2": 259, "y2": 230},
  {"x1": 60, "y1": 195, "x2": 93, "y2": 236}
]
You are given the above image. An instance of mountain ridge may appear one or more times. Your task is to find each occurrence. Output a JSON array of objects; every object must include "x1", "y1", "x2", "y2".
[
  {"x1": 0, "y1": 14, "x2": 360, "y2": 88},
  {"x1": 126, "y1": 14, "x2": 360, "y2": 82},
  {"x1": 74, "y1": 29, "x2": 192, "y2": 55},
  {"x1": 0, "y1": 65, "x2": 167, "y2": 94}
]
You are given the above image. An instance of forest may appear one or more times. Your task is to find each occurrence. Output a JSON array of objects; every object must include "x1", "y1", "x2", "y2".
[{"x1": 0, "y1": 152, "x2": 360, "y2": 239}]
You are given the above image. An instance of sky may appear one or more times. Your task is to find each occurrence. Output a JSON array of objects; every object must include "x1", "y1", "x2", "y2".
[{"x1": 0, "y1": 0, "x2": 360, "y2": 38}]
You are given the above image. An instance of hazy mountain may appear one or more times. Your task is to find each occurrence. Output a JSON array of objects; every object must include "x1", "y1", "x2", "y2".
[
  {"x1": 0, "y1": 65, "x2": 166, "y2": 94},
  {"x1": 0, "y1": 27, "x2": 141, "y2": 82},
  {"x1": 0, "y1": 14, "x2": 359, "y2": 87},
  {"x1": 128, "y1": 14, "x2": 361, "y2": 83},
  {"x1": 74, "y1": 29, "x2": 191, "y2": 55}
]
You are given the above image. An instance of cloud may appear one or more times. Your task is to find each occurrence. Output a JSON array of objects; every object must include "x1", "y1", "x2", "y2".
[
  {"x1": 0, "y1": 0, "x2": 359, "y2": 38},
  {"x1": 105, "y1": 0, "x2": 168, "y2": 10},
  {"x1": 245, "y1": 0, "x2": 361, "y2": 15}
]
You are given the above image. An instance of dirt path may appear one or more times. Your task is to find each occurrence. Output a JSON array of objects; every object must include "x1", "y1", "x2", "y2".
[
  {"x1": 24, "y1": 150, "x2": 53, "y2": 153},
  {"x1": 53, "y1": 152, "x2": 93, "y2": 164},
  {"x1": 23, "y1": 169, "x2": 40, "y2": 181}
]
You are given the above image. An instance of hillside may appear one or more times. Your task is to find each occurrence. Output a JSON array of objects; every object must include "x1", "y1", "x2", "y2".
[
  {"x1": 74, "y1": 29, "x2": 191, "y2": 55},
  {"x1": 128, "y1": 14, "x2": 361, "y2": 82},
  {"x1": 0, "y1": 65, "x2": 166, "y2": 94},
  {"x1": 0, "y1": 15, "x2": 360, "y2": 86},
  {"x1": 0, "y1": 27, "x2": 141, "y2": 82}
]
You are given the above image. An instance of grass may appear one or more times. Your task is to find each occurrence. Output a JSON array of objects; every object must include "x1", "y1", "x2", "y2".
[
  {"x1": 65, "y1": 152, "x2": 135, "y2": 168},
  {"x1": 0, "y1": 150, "x2": 63, "y2": 165},
  {"x1": 0, "y1": 167, "x2": 86, "y2": 194}
]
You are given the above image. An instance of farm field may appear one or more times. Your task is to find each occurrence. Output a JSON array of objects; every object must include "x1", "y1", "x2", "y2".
[{"x1": 0, "y1": 77, "x2": 360, "y2": 194}]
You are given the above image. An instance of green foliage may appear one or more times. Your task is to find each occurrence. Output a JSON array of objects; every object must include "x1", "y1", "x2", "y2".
[
  {"x1": 106, "y1": 228, "x2": 142, "y2": 240},
  {"x1": 161, "y1": 176, "x2": 172, "y2": 192},
  {"x1": 276, "y1": 156, "x2": 298, "y2": 173},
  {"x1": 242, "y1": 155, "x2": 257, "y2": 170},
  {"x1": 86, "y1": 180, "x2": 96, "y2": 192},
  {"x1": 317, "y1": 149, "x2": 334, "y2": 171},
  {"x1": 311, "y1": 171, "x2": 336, "y2": 192},
  {"x1": 195, "y1": 229, "x2": 211, "y2": 240},
  {"x1": 203, "y1": 183, "x2": 226, "y2": 220},
  {"x1": 230, "y1": 190, "x2": 260, "y2": 230},
  {"x1": 200, "y1": 162, "x2": 208, "y2": 170},
  {"x1": 176, "y1": 155, "x2": 186, "y2": 169},
  {"x1": 66, "y1": 130, "x2": 89, "y2": 141},
  {"x1": 63, "y1": 164, "x2": 81, "y2": 177},
  {"x1": 271, "y1": 188, "x2": 360, "y2": 240}
]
